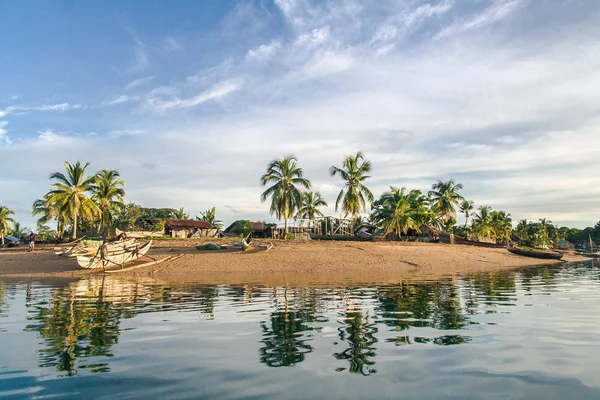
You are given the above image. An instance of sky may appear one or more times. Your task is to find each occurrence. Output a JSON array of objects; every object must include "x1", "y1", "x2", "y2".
[{"x1": 1, "y1": 0, "x2": 599, "y2": 230}]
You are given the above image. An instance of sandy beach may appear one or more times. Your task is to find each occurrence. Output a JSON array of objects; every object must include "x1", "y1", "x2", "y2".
[{"x1": 0, "y1": 239, "x2": 589, "y2": 283}]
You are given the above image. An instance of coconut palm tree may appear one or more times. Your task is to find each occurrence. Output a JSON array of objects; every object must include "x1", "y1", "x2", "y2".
[
  {"x1": 174, "y1": 207, "x2": 189, "y2": 220},
  {"x1": 460, "y1": 200, "x2": 474, "y2": 228},
  {"x1": 372, "y1": 187, "x2": 420, "y2": 236},
  {"x1": 92, "y1": 169, "x2": 126, "y2": 235},
  {"x1": 47, "y1": 161, "x2": 99, "y2": 240},
  {"x1": 472, "y1": 205, "x2": 494, "y2": 240},
  {"x1": 428, "y1": 180, "x2": 464, "y2": 229},
  {"x1": 32, "y1": 195, "x2": 69, "y2": 238},
  {"x1": 10, "y1": 222, "x2": 29, "y2": 238},
  {"x1": 330, "y1": 152, "x2": 374, "y2": 219},
  {"x1": 196, "y1": 207, "x2": 223, "y2": 229},
  {"x1": 514, "y1": 219, "x2": 529, "y2": 244},
  {"x1": 296, "y1": 191, "x2": 328, "y2": 228},
  {"x1": 490, "y1": 210, "x2": 512, "y2": 244},
  {"x1": 0, "y1": 206, "x2": 15, "y2": 245},
  {"x1": 260, "y1": 155, "x2": 311, "y2": 237}
]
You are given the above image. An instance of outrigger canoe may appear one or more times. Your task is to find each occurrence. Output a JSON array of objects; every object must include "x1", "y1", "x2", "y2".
[
  {"x1": 55, "y1": 239, "x2": 136, "y2": 257},
  {"x1": 76, "y1": 240, "x2": 152, "y2": 269},
  {"x1": 507, "y1": 246, "x2": 563, "y2": 260},
  {"x1": 575, "y1": 251, "x2": 600, "y2": 258}
]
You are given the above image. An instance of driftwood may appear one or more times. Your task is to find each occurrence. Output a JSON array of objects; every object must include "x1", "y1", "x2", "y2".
[{"x1": 152, "y1": 254, "x2": 185, "y2": 273}]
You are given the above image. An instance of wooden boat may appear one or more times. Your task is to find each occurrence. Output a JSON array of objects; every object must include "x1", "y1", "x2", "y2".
[
  {"x1": 76, "y1": 240, "x2": 152, "y2": 269},
  {"x1": 241, "y1": 238, "x2": 252, "y2": 251},
  {"x1": 507, "y1": 246, "x2": 563, "y2": 260},
  {"x1": 575, "y1": 251, "x2": 600, "y2": 258},
  {"x1": 55, "y1": 239, "x2": 136, "y2": 257},
  {"x1": 309, "y1": 234, "x2": 374, "y2": 242},
  {"x1": 454, "y1": 237, "x2": 505, "y2": 248}
]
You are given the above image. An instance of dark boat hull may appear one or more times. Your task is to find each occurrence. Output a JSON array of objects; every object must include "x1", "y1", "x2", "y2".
[
  {"x1": 575, "y1": 251, "x2": 600, "y2": 258},
  {"x1": 454, "y1": 237, "x2": 505, "y2": 248},
  {"x1": 309, "y1": 234, "x2": 374, "y2": 242},
  {"x1": 507, "y1": 247, "x2": 563, "y2": 260}
]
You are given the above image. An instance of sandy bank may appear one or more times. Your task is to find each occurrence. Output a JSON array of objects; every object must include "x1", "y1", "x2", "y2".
[{"x1": 0, "y1": 240, "x2": 589, "y2": 283}]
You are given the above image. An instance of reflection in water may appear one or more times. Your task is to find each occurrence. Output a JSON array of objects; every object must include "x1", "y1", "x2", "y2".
[{"x1": 1, "y1": 262, "x2": 600, "y2": 399}]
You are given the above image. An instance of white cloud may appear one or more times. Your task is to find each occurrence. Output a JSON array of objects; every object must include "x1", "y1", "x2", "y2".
[
  {"x1": 0, "y1": 102, "x2": 84, "y2": 116},
  {"x1": 109, "y1": 129, "x2": 147, "y2": 136},
  {"x1": 125, "y1": 76, "x2": 155, "y2": 89},
  {"x1": 145, "y1": 81, "x2": 239, "y2": 111},
  {"x1": 295, "y1": 27, "x2": 330, "y2": 45},
  {"x1": 102, "y1": 95, "x2": 140, "y2": 106},
  {"x1": 246, "y1": 40, "x2": 282, "y2": 60},
  {"x1": 37, "y1": 129, "x2": 61, "y2": 142},
  {"x1": 161, "y1": 36, "x2": 183, "y2": 52},
  {"x1": 0, "y1": 121, "x2": 10, "y2": 144}
]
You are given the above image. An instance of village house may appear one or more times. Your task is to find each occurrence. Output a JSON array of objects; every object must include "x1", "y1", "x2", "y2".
[{"x1": 222, "y1": 221, "x2": 274, "y2": 238}]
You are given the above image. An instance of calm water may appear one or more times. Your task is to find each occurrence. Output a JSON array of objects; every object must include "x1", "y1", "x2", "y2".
[{"x1": 1, "y1": 262, "x2": 599, "y2": 399}]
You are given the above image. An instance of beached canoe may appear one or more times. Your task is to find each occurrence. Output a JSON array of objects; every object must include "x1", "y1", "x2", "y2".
[
  {"x1": 55, "y1": 239, "x2": 137, "y2": 257},
  {"x1": 76, "y1": 240, "x2": 152, "y2": 269},
  {"x1": 507, "y1": 247, "x2": 563, "y2": 260},
  {"x1": 309, "y1": 234, "x2": 374, "y2": 242},
  {"x1": 454, "y1": 237, "x2": 505, "y2": 248},
  {"x1": 575, "y1": 251, "x2": 600, "y2": 258}
]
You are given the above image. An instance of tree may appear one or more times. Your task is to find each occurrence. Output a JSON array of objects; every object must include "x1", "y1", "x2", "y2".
[
  {"x1": 229, "y1": 220, "x2": 254, "y2": 237},
  {"x1": 0, "y1": 206, "x2": 15, "y2": 245},
  {"x1": 514, "y1": 219, "x2": 529, "y2": 244},
  {"x1": 372, "y1": 187, "x2": 420, "y2": 236},
  {"x1": 92, "y1": 169, "x2": 126, "y2": 235},
  {"x1": 428, "y1": 180, "x2": 464, "y2": 230},
  {"x1": 47, "y1": 161, "x2": 99, "y2": 240},
  {"x1": 296, "y1": 191, "x2": 328, "y2": 227},
  {"x1": 10, "y1": 222, "x2": 29, "y2": 238},
  {"x1": 330, "y1": 152, "x2": 374, "y2": 218},
  {"x1": 490, "y1": 210, "x2": 512, "y2": 244},
  {"x1": 472, "y1": 205, "x2": 494, "y2": 240},
  {"x1": 196, "y1": 207, "x2": 223, "y2": 229},
  {"x1": 260, "y1": 155, "x2": 311, "y2": 237},
  {"x1": 174, "y1": 207, "x2": 189, "y2": 220},
  {"x1": 460, "y1": 200, "x2": 474, "y2": 228}
]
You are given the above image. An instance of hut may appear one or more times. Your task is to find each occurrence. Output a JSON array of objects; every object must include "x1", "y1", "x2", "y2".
[
  {"x1": 223, "y1": 221, "x2": 274, "y2": 238},
  {"x1": 164, "y1": 219, "x2": 217, "y2": 239}
]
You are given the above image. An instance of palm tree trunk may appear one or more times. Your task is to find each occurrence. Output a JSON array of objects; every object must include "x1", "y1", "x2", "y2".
[
  {"x1": 284, "y1": 218, "x2": 288, "y2": 239},
  {"x1": 1, "y1": 235, "x2": 4, "y2": 245},
  {"x1": 72, "y1": 213, "x2": 78, "y2": 240}
]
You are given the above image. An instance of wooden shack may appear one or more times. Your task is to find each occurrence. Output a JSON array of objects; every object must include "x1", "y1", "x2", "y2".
[{"x1": 164, "y1": 219, "x2": 217, "y2": 239}]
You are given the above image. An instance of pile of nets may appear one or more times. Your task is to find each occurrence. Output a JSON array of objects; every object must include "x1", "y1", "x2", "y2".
[{"x1": 196, "y1": 243, "x2": 222, "y2": 251}]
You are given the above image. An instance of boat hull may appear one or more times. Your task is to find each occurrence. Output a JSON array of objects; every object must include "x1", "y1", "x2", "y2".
[
  {"x1": 76, "y1": 240, "x2": 152, "y2": 269},
  {"x1": 309, "y1": 234, "x2": 374, "y2": 242},
  {"x1": 507, "y1": 247, "x2": 563, "y2": 260},
  {"x1": 575, "y1": 251, "x2": 600, "y2": 258}
]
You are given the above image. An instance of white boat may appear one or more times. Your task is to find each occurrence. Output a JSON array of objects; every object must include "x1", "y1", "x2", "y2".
[
  {"x1": 55, "y1": 239, "x2": 136, "y2": 257},
  {"x1": 76, "y1": 240, "x2": 152, "y2": 269}
]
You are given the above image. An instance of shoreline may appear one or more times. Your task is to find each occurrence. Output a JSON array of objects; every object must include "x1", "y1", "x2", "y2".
[{"x1": 0, "y1": 240, "x2": 589, "y2": 283}]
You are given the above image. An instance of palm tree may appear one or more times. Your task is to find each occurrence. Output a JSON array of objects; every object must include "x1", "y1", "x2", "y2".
[
  {"x1": 0, "y1": 206, "x2": 15, "y2": 245},
  {"x1": 514, "y1": 219, "x2": 529, "y2": 244},
  {"x1": 473, "y1": 205, "x2": 494, "y2": 240},
  {"x1": 32, "y1": 195, "x2": 69, "y2": 238},
  {"x1": 92, "y1": 169, "x2": 126, "y2": 235},
  {"x1": 490, "y1": 210, "x2": 512, "y2": 244},
  {"x1": 330, "y1": 152, "x2": 374, "y2": 219},
  {"x1": 174, "y1": 207, "x2": 189, "y2": 219},
  {"x1": 372, "y1": 187, "x2": 420, "y2": 237},
  {"x1": 460, "y1": 200, "x2": 474, "y2": 228},
  {"x1": 47, "y1": 161, "x2": 99, "y2": 240},
  {"x1": 196, "y1": 207, "x2": 223, "y2": 229},
  {"x1": 296, "y1": 191, "x2": 328, "y2": 228},
  {"x1": 260, "y1": 155, "x2": 311, "y2": 237},
  {"x1": 10, "y1": 222, "x2": 29, "y2": 238},
  {"x1": 428, "y1": 180, "x2": 464, "y2": 229}
]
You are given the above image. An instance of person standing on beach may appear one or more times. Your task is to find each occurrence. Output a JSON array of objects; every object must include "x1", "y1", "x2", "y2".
[{"x1": 28, "y1": 232, "x2": 35, "y2": 252}]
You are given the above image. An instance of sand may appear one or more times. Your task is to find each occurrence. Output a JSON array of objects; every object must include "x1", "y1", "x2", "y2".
[{"x1": 0, "y1": 239, "x2": 589, "y2": 284}]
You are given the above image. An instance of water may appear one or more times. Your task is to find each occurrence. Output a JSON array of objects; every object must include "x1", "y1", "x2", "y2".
[{"x1": 1, "y1": 262, "x2": 599, "y2": 399}]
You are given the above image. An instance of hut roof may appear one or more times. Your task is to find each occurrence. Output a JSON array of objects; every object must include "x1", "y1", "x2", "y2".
[
  {"x1": 224, "y1": 221, "x2": 270, "y2": 233},
  {"x1": 165, "y1": 219, "x2": 212, "y2": 230}
]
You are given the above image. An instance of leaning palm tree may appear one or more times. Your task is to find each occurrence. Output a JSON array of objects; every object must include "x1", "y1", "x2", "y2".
[
  {"x1": 91, "y1": 169, "x2": 126, "y2": 236},
  {"x1": 428, "y1": 179, "x2": 464, "y2": 229},
  {"x1": 32, "y1": 195, "x2": 69, "y2": 238},
  {"x1": 296, "y1": 191, "x2": 328, "y2": 228},
  {"x1": 260, "y1": 155, "x2": 311, "y2": 237},
  {"x1": 47, "y1": 161, "x2": 99, "y2": 240},
  {"x1": 0, "y1": 206, "x2": 16, "y2": 245},
  {"x1": 330, "y1": 152, "x2": 374, "y2": 219},
  {"x1": 459, "y1": 200, "x2": 474, "y2": 228}
]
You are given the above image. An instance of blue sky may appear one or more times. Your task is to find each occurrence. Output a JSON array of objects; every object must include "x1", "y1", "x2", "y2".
[{"x1": 1, "y1": 0, "x2": 599, "y2": 229}]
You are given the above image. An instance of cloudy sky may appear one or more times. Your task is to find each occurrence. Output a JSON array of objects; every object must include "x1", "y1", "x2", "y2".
[{"x1": 1, "y1": 0, "x2": 599, "y2": 229}]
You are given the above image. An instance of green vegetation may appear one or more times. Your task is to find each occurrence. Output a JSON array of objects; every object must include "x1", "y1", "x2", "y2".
[
  {"x1": 428, "y1": 179, "x2": 464, "y2": 231},
  {"x1": 0, "y1": 206, "x2": 16, "y2": 245},
  {"x1": 260, "y1": 155, "x2": 311, "y2": 237},
  {"x1": 330, "y1": 152, "x2": 374, "y2": 218},
  {"x1": 228, "y1": 220, "x2": 254, "y2": 237},
  {"x1": 196, "y1": 207, "x2": 223, "y2": 229},
  {"x1": 92, "y1": 169, "x2": 126, "y2": 236}
]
